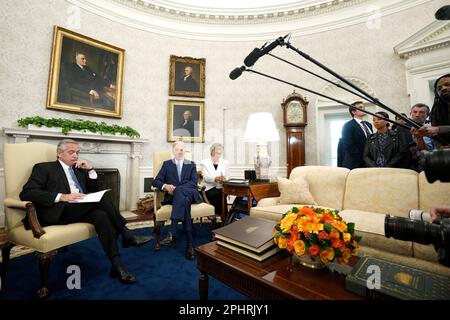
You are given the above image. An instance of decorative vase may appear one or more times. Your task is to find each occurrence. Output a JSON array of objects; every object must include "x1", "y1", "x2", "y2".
[{"x1": 293, "y1": 254, "x2": 326, "y2": 269}]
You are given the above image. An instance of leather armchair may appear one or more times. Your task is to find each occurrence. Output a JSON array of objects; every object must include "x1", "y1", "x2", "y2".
[
  {"x1": 152, "y1": 150, "x2": 216, "y2": 251},
  {"x1": 1, "y1": 142, "x2": 96, "y2": 299}
]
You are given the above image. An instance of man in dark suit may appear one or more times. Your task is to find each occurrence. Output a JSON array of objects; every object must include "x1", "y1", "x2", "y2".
[
  {"x1": 59, "y1": 52, "x2": 114, "y2": 109},
  {"x1": 175, "y1": 65, "x2": 199, "y2": 92},
  {"x1": 152, "y1": 141, "x2": 202, "y2": 260},
  {"x1": 20, "y1": 139, "x2": 152, "y2": 284},
  {"x1": 340, "y1": 101, "x2": 373, "y2": 169}
]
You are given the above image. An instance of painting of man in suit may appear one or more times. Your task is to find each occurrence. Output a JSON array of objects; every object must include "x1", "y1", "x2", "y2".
[
  {"x1": 47, "y1": 27, "x2": 124, "y2": 118},
  {"x1": 169, "y1": 55, "x2": 205, "y2": 98},
  {"x1": 168, "y1": 100, "x2": 204, "y2": 143}
]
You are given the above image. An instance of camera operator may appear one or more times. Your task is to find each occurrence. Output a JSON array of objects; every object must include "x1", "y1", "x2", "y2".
[{"x1": 412, "y1": 74, "x2": 450, "y2": 148}]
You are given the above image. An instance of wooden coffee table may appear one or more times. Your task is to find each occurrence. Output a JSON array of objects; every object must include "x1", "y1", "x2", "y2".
[{"x1": 196, "y1": 241, "x2": 364, "y2": 300}]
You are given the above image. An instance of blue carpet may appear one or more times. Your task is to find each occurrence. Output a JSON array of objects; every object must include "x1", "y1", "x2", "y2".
[{"x1": 0, "y1": 223, "x2": 248, "y2": 300}]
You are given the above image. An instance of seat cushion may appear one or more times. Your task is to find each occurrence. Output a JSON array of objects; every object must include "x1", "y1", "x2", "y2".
[
  {"x1": 250, "y1": 205, "x2": 337, "y2": 222},
  {"x1": 7, "y1": 223, "x2": 96, "y2": 253},
  {"x1": 339, "y1": 209, "x2": 413, "y2": 257},
  {"x1": 155, "y1": 203, "x2": 215, "y2": 222}
]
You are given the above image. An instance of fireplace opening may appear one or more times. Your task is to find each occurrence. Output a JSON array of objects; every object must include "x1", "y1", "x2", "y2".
[{"x1": 96, "y1": 168, "x2": 120, "y2": 211}]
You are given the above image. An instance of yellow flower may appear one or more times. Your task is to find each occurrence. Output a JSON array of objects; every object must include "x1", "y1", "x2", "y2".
[
  {"x1": 333, "y1": 221, "x2": 347, "y2": 233},
  {"x1": 293, "y1": 240, "x2": 306, "y2": 256},
  {"x1": 343, "y1": 232, "x2": 351, "y2": 242},
  {"x1": 280, "y1": 213, "x2": 298, "y2": 233},
  {"x1": 277, "y1": 237, "x2": 288, "y2": 249},
  {"x1": 320, "y1": 248, "x2": 335, "y2": 264}
]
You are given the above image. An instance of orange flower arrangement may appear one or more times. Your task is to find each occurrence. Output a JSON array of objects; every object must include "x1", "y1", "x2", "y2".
[{"x1": 273, "y1": 206, "x2": 361, "y2": 265}]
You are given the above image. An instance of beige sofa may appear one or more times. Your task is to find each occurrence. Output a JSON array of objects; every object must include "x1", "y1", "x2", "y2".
[{"x1": 250, "y1": 166, "x2": 450, "y2": 276}]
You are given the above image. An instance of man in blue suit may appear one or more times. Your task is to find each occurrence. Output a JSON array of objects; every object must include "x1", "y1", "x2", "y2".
[
  {"x1": 340, "y1": 101, "x2": 373, "y2": 169},
  {"x1": 153, "y1": 141, "x2": 202, "y2": 260}
]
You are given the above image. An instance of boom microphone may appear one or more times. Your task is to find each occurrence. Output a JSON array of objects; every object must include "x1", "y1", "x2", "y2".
[
  {"x1": 243, "y1": 34, "x2": 290, "y2": 67},
  {"x1": 244, "y1": 48, "x2": 262, "y2": 67},
  {"x1": 435, "y1": 5, "x2": 450, "y2": 20},
  {"x1": 229, "y1": 66, "x2": 246, "y2": 80}
]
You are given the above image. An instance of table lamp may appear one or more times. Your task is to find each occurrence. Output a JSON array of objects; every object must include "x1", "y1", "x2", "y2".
[{"x1": 243, "y1": 112, "x2": 280, "y2": 181}]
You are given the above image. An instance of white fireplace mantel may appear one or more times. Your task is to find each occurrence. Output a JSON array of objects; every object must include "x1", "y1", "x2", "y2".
[{"x1": 3, "y1": 127, "x2": 148, "y2": 211}]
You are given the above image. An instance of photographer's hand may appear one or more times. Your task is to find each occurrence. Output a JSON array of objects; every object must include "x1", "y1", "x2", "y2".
[
  {"x1": 413, "y1": 125, "x2": 439, "y2": 137},
  {"x1": 430, "y1": 206, "x2": 450, "y2": 223}
]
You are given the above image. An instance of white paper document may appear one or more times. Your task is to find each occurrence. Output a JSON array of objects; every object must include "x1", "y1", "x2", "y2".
[{"x1": 69, "y1": 189, "x2": 111, "y2": 203}]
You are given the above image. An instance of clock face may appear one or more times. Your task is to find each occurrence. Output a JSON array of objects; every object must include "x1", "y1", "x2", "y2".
[{"x1": 286, "y1": 101, "x2": 304, "y2": 123}]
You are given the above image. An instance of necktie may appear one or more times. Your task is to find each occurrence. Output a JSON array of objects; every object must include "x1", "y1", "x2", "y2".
[
  {"x1": 361, "y1": 121, "x2": 372, "y2": 137},
  {"x1": 69, "y1": 167, "x2": 84, "y2": 193},
  {"x1": 177, "y1": 162, "x2": 182, "y2": 182}
]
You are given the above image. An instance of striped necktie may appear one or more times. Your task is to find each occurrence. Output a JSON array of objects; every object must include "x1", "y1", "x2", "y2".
[
  {"x1": 361, "y1": 121, "x2": 371, "y2": 137},
  {"x1": 69, "y1": 166, "x2": 84, "y2": 193},
  {"x1": 177, "y1": 161, "x2": 182, "y2": 182}
]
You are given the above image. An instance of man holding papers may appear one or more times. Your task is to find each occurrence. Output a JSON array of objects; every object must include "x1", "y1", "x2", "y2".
[{"x1": 20, "y1": 139, "x2": 152, "y2": 284}]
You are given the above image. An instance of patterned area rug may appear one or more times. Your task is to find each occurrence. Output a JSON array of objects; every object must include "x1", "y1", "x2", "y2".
[{"x1": 0, "y1": 212, "x2": 153, "y2": 262}]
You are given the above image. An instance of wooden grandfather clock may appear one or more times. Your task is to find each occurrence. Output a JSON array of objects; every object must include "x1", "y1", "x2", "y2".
[{"x1": 281, "y1": 91, "x2": 308, "y2": 176}]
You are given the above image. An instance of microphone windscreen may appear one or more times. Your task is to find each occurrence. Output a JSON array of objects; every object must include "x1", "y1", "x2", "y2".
[
  {"x1": 244, "y1": 48, "x2": 261, "y2": 67},
  {"x1": 229, "y1": 67, "x2": 243, "y2": 80},
  {"x1": 435, "y1": 5, "x2": 450, "y2": 20}
]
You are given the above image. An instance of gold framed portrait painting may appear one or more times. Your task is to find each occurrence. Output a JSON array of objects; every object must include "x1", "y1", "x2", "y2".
[
  {"x1": 168, "y1": 100, "x2": 205, "y2": 143},
  {"x1": 47, "y1": 26, "x2": 125, "y2": 118},
  {"x1": 169, "y1": 55, "x2": 205, "y2": 98}
]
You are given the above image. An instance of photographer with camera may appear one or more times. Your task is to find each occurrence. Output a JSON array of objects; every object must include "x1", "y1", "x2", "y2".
[{"x1": 412, "y1": 74, "x2": 450, "y2": 148}]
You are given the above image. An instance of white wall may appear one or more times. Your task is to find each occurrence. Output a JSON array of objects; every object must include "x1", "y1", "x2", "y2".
[{"x1": 0, "y1": 0, "x2": 447, "y2": 226}]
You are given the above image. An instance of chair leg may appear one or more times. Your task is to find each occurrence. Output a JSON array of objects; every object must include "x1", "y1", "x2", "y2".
[
  {"x1": 36, "y1": 250, "x2": 58, "y2": 300},
  {"x1": 154, "y1": 221, "x2": 165, "y2": 252},
  {"x1": 1, "y1": 242, "x2": 15, "y2": 278},
  {"x1": 209, "y1": 216, "x2": 217, "y2": 241}
]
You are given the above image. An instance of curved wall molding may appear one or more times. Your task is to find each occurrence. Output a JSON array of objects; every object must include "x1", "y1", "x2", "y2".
[{"x1": 68, "y1": 0, "x2": 432, "y2": 41}]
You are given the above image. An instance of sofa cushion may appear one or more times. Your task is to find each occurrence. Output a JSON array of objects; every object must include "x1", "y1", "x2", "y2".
[
  {"x1": 277, "y1": 176, "x2": 317, "y2": 205},
  {"x1": 339, "y1": 209, "x2": 413, "y2": 257},
  {"x1": 418, "y1": 171, "x2": 450, "y2": 211},
  {"x1": 343, "y1": 168, "x2": 418, "y2": 218},
  {"x1": 413, "y1": 242, "x2": 440, "y2": 263},
  {"x1": 289, "y1": 166, "x2": 349, "y2": 210}
]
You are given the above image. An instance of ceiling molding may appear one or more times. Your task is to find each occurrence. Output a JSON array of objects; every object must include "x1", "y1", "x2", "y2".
[
  {"x1": 68, "y1": 0, "x2": 433, "y2": 41},
  {"x1": 394, "y1": 20, "x2": 450, "y2": 58},
  {"x1": 317, "y1": 77, "x2": 376, "y2": 107}
]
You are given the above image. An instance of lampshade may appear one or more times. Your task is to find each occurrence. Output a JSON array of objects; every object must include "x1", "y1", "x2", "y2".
[{"x1": 243, "y1": 112, "x2": 280, "y2": 143}]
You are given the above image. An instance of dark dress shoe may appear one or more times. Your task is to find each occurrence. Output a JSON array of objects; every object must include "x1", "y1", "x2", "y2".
[
  {"x1": 122, "y1": 235, "x2": 153, "y2": 248},
  {"x1": 185, "y1": 245, "x2": 196, "y2": 260},
  {"x1": 160, "y1": 232, "x2": 176, "y2": 246},
  {"x1": 110, "y1": 266, "x2": 136, "y2": 284}
]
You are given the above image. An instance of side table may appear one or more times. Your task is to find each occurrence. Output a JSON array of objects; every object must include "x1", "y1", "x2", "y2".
[{"x1": 221, "y1": 181, "x2": 280, "y2": 224}]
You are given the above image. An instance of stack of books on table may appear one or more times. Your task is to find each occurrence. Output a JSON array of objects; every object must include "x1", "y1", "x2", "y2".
[{"x1": 213, "y1": 216, "x2": 280, "y2": 262}]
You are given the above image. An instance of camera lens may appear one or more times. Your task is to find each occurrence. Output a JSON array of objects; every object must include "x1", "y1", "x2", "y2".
[
  {"x1": 421, "y1": 149, "x2": 450, "y2": 183},
  {"x1": 384, "y1": 215, "x2": 442, "y2": 246}
]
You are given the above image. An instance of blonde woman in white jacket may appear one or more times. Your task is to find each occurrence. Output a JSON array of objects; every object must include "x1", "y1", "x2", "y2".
[{"x1": 200, "y1": 143, "x2": 228, "y2": 215}]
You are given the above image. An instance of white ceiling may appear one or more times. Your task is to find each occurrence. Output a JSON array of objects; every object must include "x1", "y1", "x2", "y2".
[{"x1": 70, "y1": 0, "x2": 434, "y2": 40}]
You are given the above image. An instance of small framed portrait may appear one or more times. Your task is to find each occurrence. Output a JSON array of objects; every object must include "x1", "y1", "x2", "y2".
[
  {"x1": 168, "y1": 100, "x2": 205, "y2": 143},
  {"x1": 47, "y1": 26, "x2": 125, "y2": 118},
  {"x1": 169, "y1": 55, "x2": 205, "y2": 98}
]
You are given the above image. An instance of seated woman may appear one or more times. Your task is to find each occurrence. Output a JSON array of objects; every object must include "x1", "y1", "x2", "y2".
[
  {"x1": 200, "y1": 143, "x2": 228, "y2": 217},
  {"x1": 364, "y1": 111, "x2": 410, "y2": 168}
]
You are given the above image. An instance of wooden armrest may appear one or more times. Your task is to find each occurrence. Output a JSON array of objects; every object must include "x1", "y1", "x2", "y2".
[{"x1": 4, "y1": 198, "x2": 46, "y2": 239}]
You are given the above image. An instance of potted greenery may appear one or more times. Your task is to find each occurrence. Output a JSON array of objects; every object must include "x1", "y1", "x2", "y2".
[{"x1": 18, "y1": 116, "x2": 140, "y2": 138}]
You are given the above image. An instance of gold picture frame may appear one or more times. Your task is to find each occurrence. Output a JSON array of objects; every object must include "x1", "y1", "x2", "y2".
[
  {"x1": 47, "y1": 26, "x2": 125, "y2": 118},
  {"x1": 167, "y1": 100, "x2": 205, "y2": 143},
  {"x1": 169, "y1": 55, "x2": 205, "y2": 98}
]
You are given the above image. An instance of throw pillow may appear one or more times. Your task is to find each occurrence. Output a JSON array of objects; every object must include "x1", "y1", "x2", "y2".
[{"x1": 277, "y1": 176, "x2": 317, "y2": 205}]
